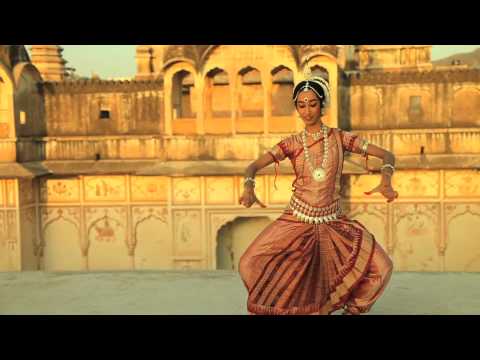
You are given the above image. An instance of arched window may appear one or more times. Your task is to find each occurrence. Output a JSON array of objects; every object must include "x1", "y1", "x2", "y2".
[
  {"x1": 238, "y1": 67, "x2": 263, "y2": 118},
  {"x1": 206, "y1": 68, "x2": 230, "y2": 119},
  {"x1": 311, "y1": 65, "x2": 329, "y2": 82},
  {"x1": 172, "y1": 70, "x2": 195, "y2": 119},
  {"x1": 271, "y1": 66, "x2": 294, "y2": 116}
]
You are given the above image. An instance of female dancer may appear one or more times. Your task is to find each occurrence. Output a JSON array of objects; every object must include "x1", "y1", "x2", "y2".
[{"x1": 238, "y1": 75, "x2": 397, "y2": 315}]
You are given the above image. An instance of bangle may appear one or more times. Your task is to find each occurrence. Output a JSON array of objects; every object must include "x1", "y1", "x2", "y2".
[
  {"x1": 380, "y1": 164, "x2": 395, "y2": 173},
  {"x1": 360, "y1": 139, "x2": 369, "y2": 157},
  {"x1": 244, "y1": 177, "x2": 256, "y2": 187}
]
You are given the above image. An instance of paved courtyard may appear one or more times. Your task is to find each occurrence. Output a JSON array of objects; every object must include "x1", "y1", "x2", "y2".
[{"x1": 0, "y1": 271, "x2": 479, "y2": 315}]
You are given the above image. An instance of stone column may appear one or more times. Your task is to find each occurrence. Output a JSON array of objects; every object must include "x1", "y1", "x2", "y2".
[
  {"x1": 230, "y1": 72, "x2": 238, "y2": 135},
  {"x1": 196, "y1": 74, "x2": 205, "y2": 135},
  {"x1": 0, "y1": 65, "x2": 17, "y2": 161},
  {"x1": 294, "y1": 71, "x2": 303, "y2": 132},
  {"x1": 127, "y1": 245, "x2": 136, "y2": 270},
  {"x1": 445, "y1": 83, "x2": 454, "y2": 128},
  {"x1": 326, "y1": 62, "x2": 339, "y2": 129},
  {"x1": 164, "y1": 76, "x2": 173, "y2": 136},
  {"x1": 262, "y1": 70, "x2": 272, "y2": 135},
  {"x1": 337, "y1": 45, "x2": 346, "y2": 69}
]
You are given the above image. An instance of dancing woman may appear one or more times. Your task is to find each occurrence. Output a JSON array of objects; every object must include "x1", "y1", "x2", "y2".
[{"x1": 238, "y1": 75, "x2": 397, "y2": 315}]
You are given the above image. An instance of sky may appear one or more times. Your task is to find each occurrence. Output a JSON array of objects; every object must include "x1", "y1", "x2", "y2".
[{"x1": 28, "y1": 45, "x2": 480, "y2": 79}]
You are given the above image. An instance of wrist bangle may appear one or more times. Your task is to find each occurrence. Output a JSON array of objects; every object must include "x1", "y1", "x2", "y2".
[
  {"x1": 360, "y1": 139, "x2": 369, "y2": 157},
  {"x1": 244, "y1": 177, "x2": 256, "y2": 187},
  {"x1": 380, "y1": 164, "x2": 395, "y2": 173}
]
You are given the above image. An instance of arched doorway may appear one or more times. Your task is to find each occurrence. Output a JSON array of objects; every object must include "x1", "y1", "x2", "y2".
[
  {"x1": 42, "y1": 218, "x2": 83, "y2": 271},
  {"x1": 216, "y1": 216, "x2": 272, "y2": 270}
]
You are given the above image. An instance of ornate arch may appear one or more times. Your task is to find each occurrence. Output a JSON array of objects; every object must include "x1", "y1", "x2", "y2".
[
  {"x1": 200, "y1": 45, "x2": 299, "y2": 71},
  {"x1": 207, "y1": 211, "x2": 279, "y2": 269},
  {"x1": 163, "y1": 61, "x2": 199, "y2": 134},
  {"x1": 13, "y1": 62, "x2": 43, "y2": 88},
  {"x1": 298, "y1": 45, "x2": 339, "y2": 67},
  {"x1": 162, "y1": 57, "x2": 196, "y2": 72}
]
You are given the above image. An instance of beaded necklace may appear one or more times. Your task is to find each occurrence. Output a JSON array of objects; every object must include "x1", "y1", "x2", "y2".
[{"x1": 301, "y1": 125, "x2": 328, "y2": 182}]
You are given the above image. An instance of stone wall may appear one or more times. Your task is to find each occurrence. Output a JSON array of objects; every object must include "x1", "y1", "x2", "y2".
[
  {"x1": 2, "y1": 170, "x2": 479, "y2": 272},
  {"x1": 2, "y1": 45, "x2": 480, "y2": 273},
  {"x1": 346, "y1": 68, "x2": 480, "y2": 130},
  {"x1": 42, "y1": 80, "x2": 164, "y2": 137}
]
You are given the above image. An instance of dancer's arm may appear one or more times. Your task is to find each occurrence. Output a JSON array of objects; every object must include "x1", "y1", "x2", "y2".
[
  {"x1": 363, "y1": 144, "x2": 398, "y2": 203},
  {"x1": 238, "y1": 153, "x2": 276, "y2": 208}
]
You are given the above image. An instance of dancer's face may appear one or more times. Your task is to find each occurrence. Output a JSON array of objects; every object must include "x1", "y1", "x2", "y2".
[{"x1": 295, "y1": 90, "x2": 322, "y2": 126}]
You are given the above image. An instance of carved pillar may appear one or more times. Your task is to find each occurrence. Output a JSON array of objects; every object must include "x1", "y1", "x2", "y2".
[
  {"x1": 126, "y1": 245, "x2": 136, "y2": 270},
  {"x1": 439, "y1": 170, "x2": 446, "y2": 272},
  {"x1": 262, "y1": 70, "x2": 272, "y2": 134},
  {"x1": 294, "y1": 71, "x2": 303, "y2": 132},
  {"x1": 79, "y1": 225, "x2": 89, "y2": 271},
  {"x1": 0, "y1": 66, "x2": 17, "y2": 161},
  {"x1": 231, "y1": 73, "x2": 239, "y2": 135},
  {"x1": 329, "y1": 64, "x2": 339, "y2": 129},
  {"x1": 445, "y1": 83, "x2": 454, "y2": 128},
  {"x1": 337, "y1": 45, "x2": 346, "y2": 69},
  {"x1": 164, "y1": 76, "x2": 173, "y2": 136},
  {"x1": 196, "y1": 74, "x2": 205, "y2": 135}
]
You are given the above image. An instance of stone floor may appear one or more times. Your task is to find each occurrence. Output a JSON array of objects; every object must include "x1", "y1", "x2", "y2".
[{"x1": 0, "y1": 271, "x2": 479, "y2": 315}]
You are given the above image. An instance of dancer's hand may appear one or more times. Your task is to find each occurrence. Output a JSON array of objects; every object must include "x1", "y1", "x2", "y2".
[
  {"x1": 239, "y1": 188, "x2": 266, "y2": 208},
  {"x1": 365, "y1": 183, "x2": 399, "y2": 203}
]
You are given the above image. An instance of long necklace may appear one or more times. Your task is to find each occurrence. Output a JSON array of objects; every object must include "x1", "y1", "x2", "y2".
[{"x1": 301, "y1": 125, "x2": 328, "y2": 182}]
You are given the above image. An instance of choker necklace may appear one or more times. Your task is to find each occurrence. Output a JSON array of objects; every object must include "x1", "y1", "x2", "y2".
[{"x1": 305, "y1": 129, "x2": 323, "y2": 141}]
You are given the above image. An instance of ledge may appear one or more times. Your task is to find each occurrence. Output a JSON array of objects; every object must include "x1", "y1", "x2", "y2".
[{"x1": 0, "y1": 153, "x2": 478, "y2": 179}]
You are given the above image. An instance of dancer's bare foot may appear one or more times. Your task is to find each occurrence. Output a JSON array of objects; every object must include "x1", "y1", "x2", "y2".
[{"x1": 342, "y1": 306, "x2": 360, "y2": 315}]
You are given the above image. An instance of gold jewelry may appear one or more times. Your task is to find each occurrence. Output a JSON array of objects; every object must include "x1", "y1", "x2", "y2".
[
  {"x1": 295, "y1": 60, "x2": 330, "y2": 109},
  {"x1": 289, "y1": 196, "x2": 341, "y2": 224},
  {"x1": 360, "y1": 139, "x2": 369, "y2": 157},
  {"x1": 305, "y1": 130, "x2": 323, "y2": 141},
  {"x1": 301, "y1": 125, "x2": 329, "y2": 182},
  {"x1": 304, "y1": 64, "x2": 312, "y2": 79},
  {"x1": 244, "y1": 177, "x2": 256, "y2": 187},
  {"x1": 380, "y1": 164, "x2": 395, "y2": 173}
]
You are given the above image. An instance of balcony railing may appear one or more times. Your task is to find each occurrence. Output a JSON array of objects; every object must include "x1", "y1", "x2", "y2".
[{"x1": 3, "y1": 128, "x2": 480, "y2": 164}]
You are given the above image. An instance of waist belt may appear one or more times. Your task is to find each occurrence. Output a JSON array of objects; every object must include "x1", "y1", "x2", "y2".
[{"x1": 288, "y1": 195, "x2": 341, "y2": 224}]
